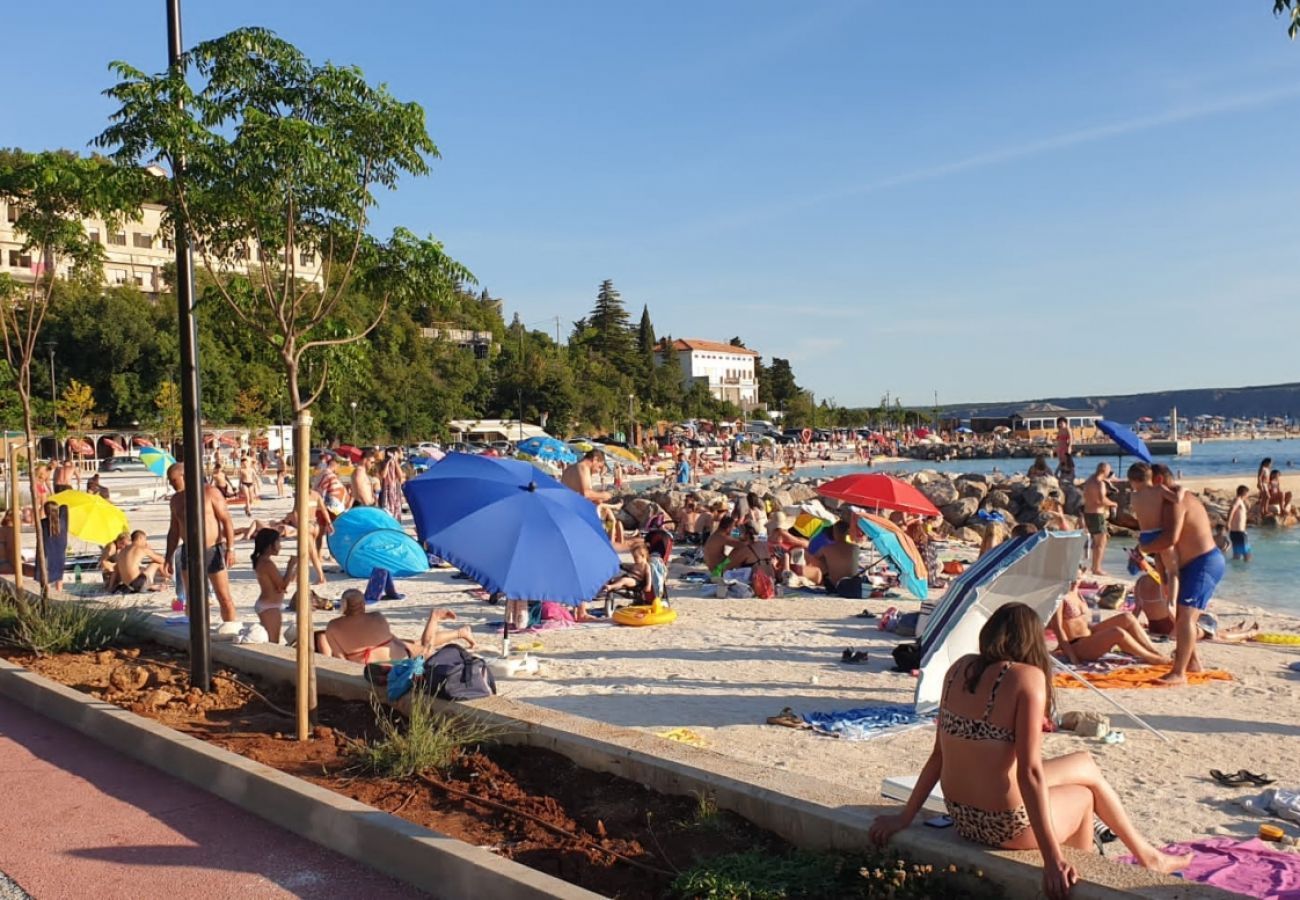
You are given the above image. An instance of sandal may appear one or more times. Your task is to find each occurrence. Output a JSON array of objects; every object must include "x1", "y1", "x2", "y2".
[
  {"x1": 1239, "y1": 770, "x2": 1276, "y2": 786},
  {"x1": 1210, "y1": 769, "x2": 1254, "y2": 787},
  {"x1": 765, "y1": 707, "x2": 806, "y2": 729},
  {"x1": 841, "y1": 649, "x2": 870, "y2": 665},
  {"x1": 854, "y1": 608, "x2": 878, "y2": 620},
  {"x1": 311, "y1": 591, "x2": 334, "y2": 611}
]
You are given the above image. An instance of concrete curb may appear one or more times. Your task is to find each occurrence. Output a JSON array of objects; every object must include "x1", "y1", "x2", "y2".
[
  {"x1": 0, "y1": 656, "x2": 600, "y2": 900},
  {"x1": 139, "y1": 617, "x2": 1231, "y2": 900}
]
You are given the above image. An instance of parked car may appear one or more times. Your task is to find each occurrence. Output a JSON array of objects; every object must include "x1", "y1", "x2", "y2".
[
  {"x1": 99, "y1": 456, "x2": 149, "y2": 474},
  {"x1": 489, "y1": 440, "x2": 514, "y2": 454}
]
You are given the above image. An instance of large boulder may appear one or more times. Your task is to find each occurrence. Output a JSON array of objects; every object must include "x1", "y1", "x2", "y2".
[
  {"x1": 956, "y1": 472, "x2": 989, "y2": 485},
  {"x1": 952, "y1": 526, "x2": 982, "y2": 544},
  {"x1": 958, "y1": 480, "x2": 989, "y2": 501},
  {"x1": 986, "y1": 489, "x2": 1013, "y2": 511},
  {"x1": 940, "y1": 497, "x2": 979, "y2": 528},
  {"x1": 917, "y1": 479, "x2": 960, "y2": 508},
  {"x1": 769, "y1": 489, "x2": 794, "y2": 510},
  {"x1": 786, "y1": 483, "x2": 818, "y2": 503},
  {"x1": 623, "y1": 497, "x2": 666, "y2": 528},
  {"x1": 911, "y1": 469, "x2": 946, "y2": 485},
  {"x1": 1062, "y1": 484, "x2": 1085, "y2": 516}
]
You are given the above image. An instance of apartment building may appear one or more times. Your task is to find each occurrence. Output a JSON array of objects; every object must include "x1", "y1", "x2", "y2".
[{"x1": 654, "y1": 338, "x2": 760, "y2": 409}]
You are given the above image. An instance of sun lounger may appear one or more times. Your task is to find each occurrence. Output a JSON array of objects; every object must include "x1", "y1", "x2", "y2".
[{"x1": 880, "y1": 774, "x2": 946, "y2": 814}]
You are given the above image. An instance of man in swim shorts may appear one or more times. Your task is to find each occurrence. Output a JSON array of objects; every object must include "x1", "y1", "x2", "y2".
[
  {"x1": 1141, "y1": 469, "x2": 1225, "y2": 685},
  {"x1": 1128, "y1": 463, "x2": 1179, "y2": 606},
  {"x1": 115, "y1": 530, "x2": 166, "y2": 593},
  {"x1": 1227, "y1": 485, "x2": 1252, "y2": 561},
  {"x1": 164, "y1": 462, "x2": 238, "y2": 623},
  {"x1": 1082, "y1": 463, "x2": 1117, "y2": 575}
]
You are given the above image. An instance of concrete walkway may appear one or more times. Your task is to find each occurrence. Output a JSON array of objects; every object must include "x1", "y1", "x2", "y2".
[{"x1": 0, "y1": 695, "x2": 414, "y2": 899}]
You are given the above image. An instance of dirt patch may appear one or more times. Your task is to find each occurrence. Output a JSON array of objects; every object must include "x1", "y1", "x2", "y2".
[{"x1": 3, "y1": 643, "x2": 780, "y2": 898}]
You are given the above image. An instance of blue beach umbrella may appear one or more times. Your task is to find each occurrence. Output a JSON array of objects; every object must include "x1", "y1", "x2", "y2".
[
  {"x1": 857, "y1": 515, "x2": 928, "y2": 600},
  {"x1": 515, "y1": 436, "x2": 579, "y2": 465},
  {"x1": 403, "y1": 453, "x2": 619, "y2": 604},
  {"x1": 138, "y1": 446, "x2": 177, "y2": 477},
  {"x1": 1094, "y1": 419, "x2": 1152, "y2": 464}
]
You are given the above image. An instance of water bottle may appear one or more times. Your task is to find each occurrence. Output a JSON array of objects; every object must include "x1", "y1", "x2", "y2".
[{"x1": 74, "y1": 563, "x2": 82, "y2": 584}]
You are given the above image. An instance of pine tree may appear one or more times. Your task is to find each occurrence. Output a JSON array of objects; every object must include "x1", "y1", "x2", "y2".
[
  {"x1": 636, "y1": 305, "x2": 657, "y2": 393},
  {"x1": 588, "y1": 279, "x2": 635, "y2": 374}
]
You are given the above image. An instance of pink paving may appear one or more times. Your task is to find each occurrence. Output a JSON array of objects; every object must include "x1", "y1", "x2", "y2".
[{"x1": 0, "y1": 695, "x2": 412, "y2": 899}]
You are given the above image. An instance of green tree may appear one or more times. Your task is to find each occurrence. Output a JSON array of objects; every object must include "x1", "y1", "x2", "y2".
[
  {"x1": 97, "y1": 27, "x2": 472, "y2": 415},
  {"x1": 154, "y1": 381, "x2": 182, "y2": 450},
  {"x1": 587, "y1": 280, "x2": 635, "y2": 375},
  {"x1": 1277, "y1": 1, "x2": 1300, "y2": 38},
  {"x1": 765, "y1": 358, "x2": 800, "y2": 410},
  {"x1": 0, "y1": 149, "x2": 144, "y2": 606},
  {"x1": 56, "y1": 379, "x2": 96, "y2": 435}
]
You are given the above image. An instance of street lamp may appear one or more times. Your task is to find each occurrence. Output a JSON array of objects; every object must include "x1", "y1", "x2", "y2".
[
  {"x1": 350, "y1": 401, "x2": 357, "y2": 444},
  {"x1": 628, "y1": 393, "x2": 635, "y2": 446},
  {"x1": 131, "y1": 420, "x2": 139, "y2": 458}
]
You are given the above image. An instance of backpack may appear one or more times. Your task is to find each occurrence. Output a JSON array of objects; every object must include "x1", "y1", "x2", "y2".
[
  {"x1": 892, "y1": 641, "x2": 923, "y2": 672},
  {"x1": 751, "y1": 567, "x2": 776, "y2": 599},
  {"x1": 423, "y1": 645, "x2": 497, "y2": 701}
]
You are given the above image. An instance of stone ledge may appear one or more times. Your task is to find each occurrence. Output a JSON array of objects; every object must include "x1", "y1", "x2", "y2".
[{"x1": 0, "y1": 655, "x2": 600, "y2": 900}]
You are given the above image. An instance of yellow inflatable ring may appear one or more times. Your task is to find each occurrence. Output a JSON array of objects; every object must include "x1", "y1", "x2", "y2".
[
  {"x1": 1249, "y1": 632, "x2": 1300, "y2": 645},
  {"x1": 612, "y1": 602, "x2": 678, "y2": 627}
]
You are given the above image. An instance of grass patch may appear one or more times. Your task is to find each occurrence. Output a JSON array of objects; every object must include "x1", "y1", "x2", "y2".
[
  {"x1": 0, "y1": 599, "x2": 147, "y2": 655},
  {"x1": 679, "y1": 790, "x2": 733, "y2": 834},
  {"x1": 670, "y1": 849, "x2": 1002, "y2": 900},
  {"x1": 348, "y1": 692, "x2": 500, "y2": 779}
]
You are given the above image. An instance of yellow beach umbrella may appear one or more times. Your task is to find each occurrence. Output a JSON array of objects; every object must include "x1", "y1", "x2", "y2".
[
  {"x1": 49, "y1": 490, "x2": 129, "y2": 546},
  {"x1": 599, "y1": 444, "x2": 639, "y2": 464}
]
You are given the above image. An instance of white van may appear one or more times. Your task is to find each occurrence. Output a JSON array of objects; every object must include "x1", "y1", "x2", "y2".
[{"x1": 744, "y1": 421, "x2": 780, "y2": 437}]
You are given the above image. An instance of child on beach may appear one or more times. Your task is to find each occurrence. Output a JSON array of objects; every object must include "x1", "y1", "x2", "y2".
[{"x1": 1227, "y1": 485, "x2": 1251, "y2": 561}]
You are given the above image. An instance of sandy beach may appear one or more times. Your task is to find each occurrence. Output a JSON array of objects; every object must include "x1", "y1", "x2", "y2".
[{"x1": 36, "y1": 475, "x2": 1298, "y2": 859}]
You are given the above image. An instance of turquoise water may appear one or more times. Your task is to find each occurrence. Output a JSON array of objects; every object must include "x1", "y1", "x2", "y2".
[{"x1": 695, "y1": 437, "x2": 1300, "y2": 616}]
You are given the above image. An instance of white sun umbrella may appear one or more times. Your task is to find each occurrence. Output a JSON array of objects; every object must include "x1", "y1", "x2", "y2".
[
  {"x1": 914, "y1": 530, "x2": 1169, "y2": 742},
  {"x1": 915, "y1": 530, "x2": 1085, "y2": 713}
]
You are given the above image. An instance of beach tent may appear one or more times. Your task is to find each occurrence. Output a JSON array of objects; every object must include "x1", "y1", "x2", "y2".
[{"x1": 326, "y1": 506, "x2": 428, "y2": 578}]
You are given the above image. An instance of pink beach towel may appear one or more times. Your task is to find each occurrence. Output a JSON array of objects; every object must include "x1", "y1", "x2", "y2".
[{"x1": 1120, "y1": 838, "x2": 1300, "y2": 899}]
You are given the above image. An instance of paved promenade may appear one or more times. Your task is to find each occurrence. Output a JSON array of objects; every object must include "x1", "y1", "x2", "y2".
[{"x1": 0, "y1": 695, "x2": 411, "y2": 898}]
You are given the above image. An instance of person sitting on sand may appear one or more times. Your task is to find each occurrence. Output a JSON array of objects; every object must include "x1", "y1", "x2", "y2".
[
  {"x1": 96, "y1": 531, "x2": 129, "y2": 589},
  {"x1": 1051, "y1": 579, "x2": 1170, "y2": 666},
  {"x1": 870, "y1": 603, "x2": 1191, "y2": 900},
  {"x1": 316, "y1": 589, "x2": 473, "y2": 663},
  {"x1": 1133, "y1": 574, "x2": 1255, "y2": 643},
  {"x1": 115, "y1": 530, "x2": 166, "y2": 593},
  {"x1": 723, "y1": 523, "x2": 774, "y2": 578},
  {"x1": 251, "y1": 528, "x2": 299, "y2": 644},
  {"x1": 815, "y1": 520, "x2": 862, "y2": 598},
  {"x1": 1027, "y1": 454, "x2": 1052, "y2": 479},
  {"x1": 675, "y1": 495, "x2": 712, "y2": 544},
  {"x1": 702, "y1": 514, "x2": 740, "y2": 573}
]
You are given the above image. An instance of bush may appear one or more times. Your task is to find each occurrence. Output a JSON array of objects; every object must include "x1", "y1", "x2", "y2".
[
  {"x1": 348, "y1": 692, "x2": 499, "y2": 779},
  {"x1": 670, "y1": 849, "x2": 1001, "y2": 900},
  {"x1": 0, "y1": 600, "x2": 147, "y2": 655}
]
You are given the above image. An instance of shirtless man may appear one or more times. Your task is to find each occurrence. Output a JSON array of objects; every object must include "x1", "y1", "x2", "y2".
[
  {"x1": 702, "y1": 514, "x2": 739, "y2": 573},
  {"x1": 316, "y1": 589, "x2": 472, "y2": 663},
  {"x1": 1227, "y1": 485, "x2": 1251, "y2": 561},
  {"x1": 815, "y1": 520, "x2": 861, "y2": 598},
  {"x1": 1082, "y1": 463, "x2": 1117, "y2": 575},
  {"x1": 163, "y1": 462, "x2": 238, "y2": 622},
  {"x1": 52, "y1": 458, "x2": 80, "y2": 494},
  {"x1": 1141, "y1": 465, "x2": 1226, "y2": 685},
  {"x1": 238, "y1": 452, "x2": 259, "y2": 515},
  {"x1": 562, "y1": 450, "x2": 612, "y2": 504},
  {"x1": 1127, "y1": 463, "x2": 1179, "y2": 607},
  {"x1": 116, "y1": 530, "x2": 165, "y2": 593}
]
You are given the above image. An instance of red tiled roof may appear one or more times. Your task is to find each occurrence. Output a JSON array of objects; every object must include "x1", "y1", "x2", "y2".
[{"x1": 658, "y1": 338, "x2": 758, "y2": 357}]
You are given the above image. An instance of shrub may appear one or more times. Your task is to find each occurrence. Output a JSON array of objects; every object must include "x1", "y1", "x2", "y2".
[
  {"x1": 348, "y1": 692, "x2": 499, "y2": 779},
  {"x1": 670, "y1": 849, "x2": 1001, "y2": 900},
  {"x1": 0, "y1": 600, "x2": 147, "y2": 655}
]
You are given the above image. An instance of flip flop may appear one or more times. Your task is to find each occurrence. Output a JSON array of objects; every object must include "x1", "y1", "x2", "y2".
[
  {"x1": 1210, "y1": 769, "x2": 1253, "y2": 787},
  {"x1": 854, "y1": 608, "x2": 878, "y2": 620},
  {"x1": 840, "y1": 650, "x2": 870, "y2": 665},
  {"x1": 1238, "y1": 770, "x2": 1276, "y2": 786}
]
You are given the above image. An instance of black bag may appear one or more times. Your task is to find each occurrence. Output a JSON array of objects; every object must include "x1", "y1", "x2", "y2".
[
  {"x1": 424, "y1": 644, "x2": 497, "y2": 701},
  {"x1": 892, "y1": 641, "x2": 922, "y2": 672}
]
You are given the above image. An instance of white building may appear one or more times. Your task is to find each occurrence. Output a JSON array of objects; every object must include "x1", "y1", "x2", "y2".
[{"x1": 655, "y1": 338, "x2": 760, "y2": 409}]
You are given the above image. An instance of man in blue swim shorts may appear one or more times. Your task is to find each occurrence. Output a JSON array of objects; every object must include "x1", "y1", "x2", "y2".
[{"x1": 1142, "y1": 465, "x2": 1225, "y2": 685}]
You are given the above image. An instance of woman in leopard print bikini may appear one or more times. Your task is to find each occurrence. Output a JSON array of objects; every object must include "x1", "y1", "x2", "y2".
[{"x1": 869, "y1": 603, "x2": 1190, "y2": 900}]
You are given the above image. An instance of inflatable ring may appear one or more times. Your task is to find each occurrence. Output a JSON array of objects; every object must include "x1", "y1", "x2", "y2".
[
  {"x1": 800, "y1": 428, "x2": 812, "y2": 444},
  {"x1": 612, "y1": 601, "x2": 677, "y2": 627},
  {"x1": 1249, "y1": 632, "x2": 1300, "y2": 645}
]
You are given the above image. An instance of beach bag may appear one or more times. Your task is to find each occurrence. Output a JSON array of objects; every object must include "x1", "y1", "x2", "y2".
[
  {"x1": 892, "y1": 641, "x2": 922, "y2": 672},
  {"x1": 385, "y1": 655, "x2": 424, "y2": 702},
  {"x1": 751, "y1": 567, "x2": 776, "y2": 599},
  {"x1": 424, "y1": 645, "x2": 496, "y2": 701}
]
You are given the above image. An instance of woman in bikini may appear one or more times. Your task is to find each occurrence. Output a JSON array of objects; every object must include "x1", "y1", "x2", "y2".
[
  {"x1": 251, "y1": 528, "x2": 298, "y2": 643},
  {"x1": 317, "y1": 589, "x2": 473, "y2": 663},
  {"x1": 870, "y1": 603, "x2": 1189, "y2": 900},
  {"x1": 238, "y1": 453, "x2": 259, "y2": 515},
  {"x1": 1051, "y1": 580, "x2": 1170, "y2": 666}
]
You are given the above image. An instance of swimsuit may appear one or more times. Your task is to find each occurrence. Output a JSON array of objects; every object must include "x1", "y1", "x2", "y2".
[
  {"x1": 938, "y1": 662, "x2": 1030, "y2": 846},
  {"x1": 1228, "y1": 530, "x2": 1251, "y2": 559},
  {"x1": 1177, "y1": 547, "x2": 1225, "y2": 610},
  {"x1": 1138, "y1": 529, "x2": 1162, "y2": 547},
  {"x1": 1084, "y1": 513, "x2": 1107, "y2": 536},
  {"x1": 179, "y1": 541, "x2": 227, "y2": 575}
]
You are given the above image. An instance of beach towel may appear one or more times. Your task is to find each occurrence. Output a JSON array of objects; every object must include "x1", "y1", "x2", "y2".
[
  {"x1": 801, "y1": 705, "x2": 935, "y2": 741},
  {"x1": 1054, "y1": 665, "x2": 1232, "y2": 689},
  {"x1": 1240, "y1": 787, "x2": 1300, "y2": 827},
  {"x1": 1119, "y1": 838, "x2": 1300, "y2": 900}
]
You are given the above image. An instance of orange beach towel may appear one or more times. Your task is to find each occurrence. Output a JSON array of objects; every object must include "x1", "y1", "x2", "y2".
[{"x1": 1054, "y1": 666, "x2": 1232, "y2": 689}]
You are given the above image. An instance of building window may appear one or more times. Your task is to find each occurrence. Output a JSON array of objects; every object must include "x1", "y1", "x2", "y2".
[
  {"x1": 7, "y1": 250, "x2": 32, "y2": 268},
  {"x1": 233, "y1": 244, "x2": 248, "y2": 261},
  {"x1": 87, "y1": 228, "x2": 100, "y2": 243},
  {"x1": 109, "y1": 231, "x2": 127, "y2": 246},
  {"x1": 132, "y1": 232, "x2": 153, "y2": 249},
  {"x1": 299, "y1": 249, "x2": 314, "y2": 266},
  {"x1": 108, "y1": 268, "x2": 128, "y2": 284},
  {"x1": 5, "y1": 205, "x2": 17, "y2": 224}
]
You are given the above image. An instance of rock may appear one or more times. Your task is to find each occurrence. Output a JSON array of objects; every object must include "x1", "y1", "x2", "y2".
[
  {"x1": 769, "y1": 489, "x2": 793, "y2": 510},
  {"x1": 96, "y1": 650, "x2": 115, "y2": 665},
  {"x1": 956, "y1": 472, "x2": 989, "y2": 485},
  {"x1": 911, "y1": 470, "x2": 945, "y2": 485},
  {"x1": 1026, "y1": 474, "x2": 1060, "y2": 494},
  {"x1": 1062, "y1": 484, "x2": 1085, "y2": 516},
  {"x1": 623, "y1": 497, "x2": 666, "y2": 528},
  {"x1": 918, "y1": 479, "x2": 959, "y2": 507},
  {"x1": 616, "y1": 509, "x2": 638, "y2": 528},
  {"x1": 953, "y1": 527, "x2": 982, "y2": 544},
  {"x1": 940, "y1": 497, "x2": 979, "y2": 528},
  {"x1": 986, "y1": 490, "x2": 1013, "y2": 511},
  {"x1": 108, "y1": 665, "x2": 150, "y2": 693},
  {"x1": 958, "y1": 480, "x2": 988, "y2": 501},
  {"x1": 144, "y1": 689, "x2": 174, "y2": 709},
  {"x1": 786, "y1": 484, "x2": 817, "y2": 503},
  {"x1": 1019, "y1": 485, "x2": 1048, "y2": 508}
]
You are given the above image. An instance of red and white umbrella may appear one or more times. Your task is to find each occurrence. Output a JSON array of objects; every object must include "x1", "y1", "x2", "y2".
[
  {"x1": 103, "y1": 438, "x2": 125, "y2": 454},
  {"x1": 133, "y1": 436, "x2": 154, "y2": 448}
]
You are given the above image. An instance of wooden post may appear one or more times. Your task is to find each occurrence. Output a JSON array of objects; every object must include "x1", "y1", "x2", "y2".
[
  {"x1": 8, "y1": 442, "x2": 22, "y2": 595},
  {"x1": 294, "y1": 410, "x2": 314, "y2": 741}
]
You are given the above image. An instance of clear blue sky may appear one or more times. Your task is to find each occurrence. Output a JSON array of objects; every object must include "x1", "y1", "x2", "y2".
[{"x1": 9, "y1": 2, "x2": 1300, "y2": 407}]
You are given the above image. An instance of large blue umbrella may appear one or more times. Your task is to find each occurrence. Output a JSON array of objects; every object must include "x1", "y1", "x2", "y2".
[
  {"x1": 856, "y1": 514, "x2": 928, "y2": 600},
  {"x1": 515, "y1": 436, "x2": 579, "y2": 465},
  {"x1": 138, "y1": 446, "x2": 177, "y2": 477},
  {"x1": 1095, "y1": 419, "x2": 1152, "y2": 464},
  {"x1": 402, "y1": 453, "x2": 619, "y2": 604}
]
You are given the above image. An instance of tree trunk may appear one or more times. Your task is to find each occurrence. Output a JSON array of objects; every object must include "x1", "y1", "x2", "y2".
[{"x1": 19, "y1": 385, "x2": 49, "y2": 614}]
